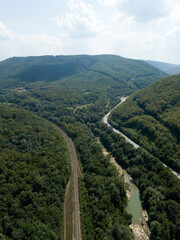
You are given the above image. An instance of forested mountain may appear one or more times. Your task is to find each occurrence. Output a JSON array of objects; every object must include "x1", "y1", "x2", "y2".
[
  {"x1": 144, "y1": 60, "x2": 180, "y2": 75},
  {"x1": 0, "y1": 104, "x2": 70, "y2": 239},
  {"x1": 0, "y1": 54, "x2": 167, "y2": 137},
  {"x1": 0, "y1": 55, "x2": 166, "y2": 92},
  {"x1": 0, "y1": 54, "x2": 176, "y2": 240},
  {"x1": 109, "y1": 74, "x2": 180, "y2": 173}
]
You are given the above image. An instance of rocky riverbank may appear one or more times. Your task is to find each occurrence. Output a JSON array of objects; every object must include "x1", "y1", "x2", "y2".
[{"x1": 102, "y1": 147, "x2": 150, "y2": 240}]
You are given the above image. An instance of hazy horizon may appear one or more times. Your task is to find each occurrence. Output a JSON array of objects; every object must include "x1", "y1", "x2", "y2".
[{"x1": 0, "y1": 0, "x2": 180, "y2": 64}]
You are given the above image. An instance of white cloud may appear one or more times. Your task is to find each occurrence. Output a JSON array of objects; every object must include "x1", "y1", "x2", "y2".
[
  {"x1": 98, "y1": 0, "x2": 118, "y2": 7},
  {"x1": 1, "y1": 0, "x2": 180, "y2": 63},
  {"x1": 117, "y1": 0, "x2": 170, "y2": 22},
  {"x1": 98, "y1": 0, "x2": 180, "y2": 63},
  {"x1": 53, "y1": 0, "x2": 106, "y2": 38},
  {"x1": 98, "y1": 0, "x2": 176, "y2": 23},
  {"x1": 14, "y1": 34, "x2": 63, "y2": 54},
  {"x1": 167, "y1": 27, "x2": 180, "y2": 38},
  {"x1": 0, "y1": 21, "x2": 13, "y2": 41},
  {"x1": 169, "y1": 2, "x2": 180, "y2": 21},
  {"x1": 0, "y1": 21, "x2": 64, "y2": 60}
]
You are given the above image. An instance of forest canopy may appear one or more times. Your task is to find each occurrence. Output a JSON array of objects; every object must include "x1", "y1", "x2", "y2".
[
  {"x1": 0, "y1": 104, "x2": 70, "y2": 239},
  {"x1": 110, "y1": 74, "x2": 180, "y2": 173}
]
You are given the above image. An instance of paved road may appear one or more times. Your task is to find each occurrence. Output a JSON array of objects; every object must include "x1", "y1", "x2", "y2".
[
  {"x1": 103, "y1": 97, "x2": 180, "y2": 180},
  {"x1": 54, "y1": 125, "x2": 82, "y2": 240},
  {"x1": 103, "y1": 96, "x2": 140, "y2": 149}
]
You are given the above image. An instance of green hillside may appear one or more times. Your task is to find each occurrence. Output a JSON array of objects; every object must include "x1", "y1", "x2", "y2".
[
  {"x1": 109, "y1": 75, "x2": 180, "y2": 173},
  {"x1": 0, "y1": 55, "x2": 167, "y2": 134},
  {"x1": 0, "y1": 104, "x2": 70, "y2": 239},
  {"x1": 0, "y1": 55, "x2": 166, "y2": 92},
  {"x1": 144, "y1": 60, "x2": 180, "y2": 75},
  {"x1": 0, "y1": 54, "x2": 170, "y2": 239}
]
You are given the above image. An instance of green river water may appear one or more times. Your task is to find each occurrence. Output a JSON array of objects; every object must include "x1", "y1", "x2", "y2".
[
  {"x1": 98, "y1": 139, "x2": 143, "y2": 225},
  {"x1": 124, "y1": 171, "x2": 142, "y2": 224}
]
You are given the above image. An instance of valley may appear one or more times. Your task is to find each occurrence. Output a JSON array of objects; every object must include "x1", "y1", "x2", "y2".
[
  {"x1": 101, "y1": 145, "x2": 150, "y2": 240},
  {"x1": 0, "y1": 54, "x2": 179, "y2": 240}
]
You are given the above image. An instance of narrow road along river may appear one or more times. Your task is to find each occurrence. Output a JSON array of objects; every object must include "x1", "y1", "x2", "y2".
[
  {"x1": 102, "y1": 97, "x2": 151, "y2": 239},
  {"x1": 103, "y1": 96, "x2": 140, "y2": 149},
  {"x1": 103, "y1": 96, "x2": 180, "y2": 180}
]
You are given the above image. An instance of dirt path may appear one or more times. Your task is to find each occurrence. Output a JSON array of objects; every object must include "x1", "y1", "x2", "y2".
[{"x1": 54, "y1": 125, "x2": 82, "y2": 240}]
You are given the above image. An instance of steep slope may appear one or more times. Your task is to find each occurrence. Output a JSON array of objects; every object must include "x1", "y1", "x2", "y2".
[
  {"x1": 166, "y1": 66, "x2": 180, "y2": 75},
  {"x1": 144, "y1": 60, "x2": 180, "y2": 75},
  {"x1": 0, "y1": 54, "x2": 170, "y2": 240},
  {"x1": 0, "y1": 55, "x2": 167, "y2": 92},
  {"x1": 0, "y1": 104, "x2": 70, "y2": 239},
  {"x1": 109, "y1": 75, "x2": 180, "y2": 173}
]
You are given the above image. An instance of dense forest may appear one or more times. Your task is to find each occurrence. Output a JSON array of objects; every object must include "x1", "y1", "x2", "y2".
[
  {"x1": 0, "y1": 104, "x2": 70, "y2": 239},
  {"x1": 63, "y1": 122, "x2": 133, "y2": 240},
  {"x1": 0, "y1": 54, "x2": 179, "y2": 239},
  {"x1": 109, "y1": 75, "x2": 180, "y2": 173},
  {"x1": 0, "y1": 55, "x2": 166, "y2": 92},
  {"x1": 92, "y1": 122, "x2": 180, "y2": 240}
]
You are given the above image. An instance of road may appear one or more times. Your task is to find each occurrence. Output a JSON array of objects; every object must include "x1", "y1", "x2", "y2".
[
  {"x1": 103, "y1": 97, "x2": 180, "y2": 180},
  {"x1": 54, "y1": 125, "x2": 82, "y2": 240},
  {"x1": 103, "y1": 96, "x2": 140, "y2": 149}
]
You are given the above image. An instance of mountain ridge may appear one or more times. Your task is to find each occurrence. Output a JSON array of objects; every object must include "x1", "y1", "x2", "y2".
[
  {"x1": 0, "y1": 54, "x2": 167, "y2": 91},
  {"x1": 144, "y1": 59, "x2": 180, "y2": 75}
]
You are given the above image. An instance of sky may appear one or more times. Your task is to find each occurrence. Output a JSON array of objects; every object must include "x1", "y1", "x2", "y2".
[{"x1": 0, "y1": 0, "x2": 180, "y2": 64}]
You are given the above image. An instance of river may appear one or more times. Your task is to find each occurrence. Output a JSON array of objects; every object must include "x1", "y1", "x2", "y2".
[
  {"x1": 101, "y1": 146, "x2": 150, "y2": 240},
  {"x1": 102, "y1": 97, "x2": 150, "y2": 239},
  {"x1": 102, "y1": 95, "x2": 180, "y2": 239}
]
